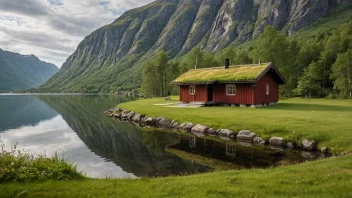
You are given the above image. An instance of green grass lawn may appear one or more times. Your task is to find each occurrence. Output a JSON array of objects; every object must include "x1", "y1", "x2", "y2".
[
  {"x1": 119, "y1": 97, "x2": 352, "y2": 153},
  {"x1": 1, "y1": 155, "x2": 351, "y2": 198},
  {"x1": 1, "y1": 97, "x2": 352, "y2": 197}
]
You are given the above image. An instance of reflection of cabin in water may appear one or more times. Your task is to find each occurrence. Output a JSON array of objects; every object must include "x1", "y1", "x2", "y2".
[
  {"x1": 170, "y1": 134, "x2": 291, "y2": 168},
  {"x1": 172, "y1": 61, "x2": 286, "y2": 107}
]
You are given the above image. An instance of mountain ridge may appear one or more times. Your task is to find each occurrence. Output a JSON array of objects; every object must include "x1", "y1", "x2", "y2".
[
  {"x1": 40, "y1": 0, "x2": 352, "y2": 93},
  {"x1": 0, "y1": 48, "x2": 59, "y2": 91}
]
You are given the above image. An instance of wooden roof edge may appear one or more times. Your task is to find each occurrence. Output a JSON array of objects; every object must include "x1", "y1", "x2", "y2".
[{"x1": 255, "y1": 62, "x2": 286, "y2": 84}]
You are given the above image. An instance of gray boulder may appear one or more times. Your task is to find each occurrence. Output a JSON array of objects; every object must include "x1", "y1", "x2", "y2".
[
  {"x1": 145, "y1": 117, "x2": 156, "y2": 126},
  {"x1": 171, "y1": 122, "x2": 179, "y2": 129},
  {"x1": 302, "y1": 139, "x2": 317, "y2": 151},
  {"x1": 171, "y1": 119, "x2": 177, "y2": 126},
  {"x1": 158, "y1": 118, "x2": 170, "y2": 128},
  {"x1": 216, "y1": 129, "x2": 222, "y2": 135},
  {"x1": 112, "y1": 108, "x2": 123, "y2": 113},
  {"x1": 156, "y1": 117, "x2": 163, "y2": 123},
  {"x1": 178, "y1": 122, "x2": 194, "y2": 132},
  {"x1": 287, "y1": 142, "x2": 294, "y2": 149},
  {"x1": 269, "y1": 137, "x2": 287, "y2": 147},
  {"x1": 237, "y1": 130, "x2": 257, "y2": 142},
  {"x1": 132, "y1": 114, "x2": 145, "y2": 122},
  {"x1": 127, "y1": 112, "x2": 135, "y2": 120},
  {"x1": 191, "y1": 124, "x2": 209, "y2": 134},
  {"x1": 121, "y1": 112, "x2": 129, "y2": 119},
  {"x1": 218, "y1": 129, "x2": 236, "y2": 139},
  {"x1": 208, "y1": 128, "x2": 216, "y2": 135},
  {"x1": 114, "y1": 113, "x2": 122, "y2": 119},
  {"x1": 253, "y1": 137, "x2": 265, "y2": 145},
  {"x1": 140, "y1": 116, "x2": 147, "y2": 124}
]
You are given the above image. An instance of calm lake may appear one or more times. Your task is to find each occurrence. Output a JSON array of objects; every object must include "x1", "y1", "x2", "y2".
[{"x1": 0, "y1": 94, "x2": 314, "y2": 178}]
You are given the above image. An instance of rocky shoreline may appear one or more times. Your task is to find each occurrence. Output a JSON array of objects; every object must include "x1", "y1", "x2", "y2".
[{"x1": 105, "y1": 107, "x2": 333, "y2": 156}]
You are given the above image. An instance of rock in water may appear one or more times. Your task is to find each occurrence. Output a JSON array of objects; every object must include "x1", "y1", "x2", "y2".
[
  {"x1": 171, "y1": 122, "x2": 179, "y2": 129},
  {"x1": 287, "y1": 142, "x2": 295, "y2": 149},
  {"x1": 132, "y1": 114, "x2": 145, "y2": 122},
  {"x1": 145, "y1": 117, "x2": 156, "y2": 126},
  {"x1": 156, "y1": 117, "x2": 163, "y2": 123},
  {"x1": 158, "y1": 118, "x2": 170, "y2": 128},
  {"x1": 191, "y1": 124, "x2": 209, "y2": 134},
  {"x1": 237, "y1": 130, "x2": 257, "y2": 142},
  {"x1": 127, "y1": 112, "x2": 135, "y2": 120},
  {"x1": 113, "y1": 113, "x2": 122, "y2": 118},
  {"x1": 140, "y1": 116, "x2": 147, "y2": 125},
  {"x1": 208, "y1": 128, "x2": 216, "y2": 135},
  {"x1": 178, "y1": 122, "x2": 194, "y2": 132},
  {"x1": 171, "y1": 119, "x2": 177, "y2": 126},
  {"x1": 253, "y1": 137, "x2": 265, "y2": 145},
  {"x1": 302, "y1": 139, "x2": 317, "y2": 151},
  {"x1": 269, "y1": 137, "x2": 287, "y2": 147},
  {"x1": 218, "y1": 129, "x2": 236, "y2": 139}
]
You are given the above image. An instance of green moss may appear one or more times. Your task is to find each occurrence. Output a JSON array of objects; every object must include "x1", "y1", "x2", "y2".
[{"x1": 172, "y1": 63, "x2": 270, "y2": 84}]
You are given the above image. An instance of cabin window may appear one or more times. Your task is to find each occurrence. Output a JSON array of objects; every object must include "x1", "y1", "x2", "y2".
[
  {"x1": 226, "y1": 144, "x2": 236, "y2": 157},
  {"x1": 189, "y1": 85, "x2": 195, "y2": 95},
  {"x1": 266, "y1": 84, "x2": 270, "y2": 95},
  {"x1": 226, "y1": 84, "x2": 236, "y2": 96}
]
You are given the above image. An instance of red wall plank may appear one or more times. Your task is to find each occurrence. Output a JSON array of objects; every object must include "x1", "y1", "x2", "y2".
[
  {"x1": 213, "y1": 84, "x2": 254, "y2": 105},
  {"x1": 254, "y1": 72, "x2": 279, "y2": 104},
  {"x1": 180, "y1": 85, "x2": 207, "y2": 102}
]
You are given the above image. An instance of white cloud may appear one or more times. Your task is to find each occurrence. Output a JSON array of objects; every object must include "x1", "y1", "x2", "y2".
[{"x1": 0, "y1": 0, "x2": 154, "y2": 68}]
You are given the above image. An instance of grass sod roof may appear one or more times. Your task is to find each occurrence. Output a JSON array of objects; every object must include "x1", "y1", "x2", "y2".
[{"x1": 172, "y1": 63, "x2": 272, "y2": 85}]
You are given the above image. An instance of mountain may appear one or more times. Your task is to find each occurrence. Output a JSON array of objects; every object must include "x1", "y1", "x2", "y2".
[
  {"x1": 39, "y1": 0, "x2": 352, "y2": 93},
  {"x1": 0, "y1": 49, "x2": 59, "y2": 91}
]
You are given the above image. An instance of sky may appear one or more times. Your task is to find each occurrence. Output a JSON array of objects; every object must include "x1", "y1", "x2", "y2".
[{"x1": 0, "y1": 0, "x2": 153, "y2": 68}]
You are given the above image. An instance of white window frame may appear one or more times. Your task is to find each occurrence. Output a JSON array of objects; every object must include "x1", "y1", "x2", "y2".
[
  {"x1": 266, "y1": 84, "x2": 270, "y2": 96},
  {"x1": 226, "y1": 84, "x2": 236, "y2": 96},
  {"x1": 189, "y1": 85, "x2": 195, "y2": 95}
]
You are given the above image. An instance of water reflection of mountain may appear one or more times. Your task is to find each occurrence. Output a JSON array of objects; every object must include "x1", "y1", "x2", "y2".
[
  {"x1": 40, "y1": 95, "x2": 210, "y2": 177},
  {"x1": 0, "y1": 95, "x2": 58, "y2": 132}
]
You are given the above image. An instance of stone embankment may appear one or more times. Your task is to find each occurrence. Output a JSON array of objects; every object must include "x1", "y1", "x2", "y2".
[{"x1": 105, "y1": 107, "x2": 332, "y2": 155}]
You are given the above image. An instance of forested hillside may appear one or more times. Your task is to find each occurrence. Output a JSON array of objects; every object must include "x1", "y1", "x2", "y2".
[
  {"x1": 38, "y1": 0, "x2": 352, "y2": 97},
  {"x1": 0, "y1": 49, "x2": 58, "y2": 91}
]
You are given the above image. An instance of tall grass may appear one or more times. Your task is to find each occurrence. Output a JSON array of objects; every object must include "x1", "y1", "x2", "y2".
[{"x1": 0, "y1": 140, "x2": 84, "y2": 183}]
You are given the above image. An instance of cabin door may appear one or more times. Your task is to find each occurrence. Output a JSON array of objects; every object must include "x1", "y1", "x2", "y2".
[{"x1": 207, "y1": 84, "x2": 214, "y2": 102}]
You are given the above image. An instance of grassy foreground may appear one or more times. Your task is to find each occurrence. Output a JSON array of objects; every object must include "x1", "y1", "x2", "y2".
[
  {"x1": 119, "y1": 97, "x2": 352, "y2": 153},
  {"x1": 0, "y1": 155, "x2": 351, "y2": 197}
]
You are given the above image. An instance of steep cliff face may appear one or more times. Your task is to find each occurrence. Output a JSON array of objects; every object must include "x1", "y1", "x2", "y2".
[
  {"x1": 40, "y1": 0, "x2": 351, "y2": 93},
  {"x1": 0, "y1": 49, "x2": 58, "y2": 91}
]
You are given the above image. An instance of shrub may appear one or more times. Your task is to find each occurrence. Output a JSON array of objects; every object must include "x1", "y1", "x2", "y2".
[{"x1": 0, "y1": 140, "x2": 84, "y2": 183}]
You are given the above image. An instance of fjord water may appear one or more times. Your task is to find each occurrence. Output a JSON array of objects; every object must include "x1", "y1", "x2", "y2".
[{"x1": 0, "y1": 94, "x2": 310, "y2": 178}]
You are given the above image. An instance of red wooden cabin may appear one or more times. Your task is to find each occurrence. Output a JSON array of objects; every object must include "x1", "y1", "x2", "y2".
[{"x1": 171, "y1": 62, "x2": 286, "y2": 107}]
